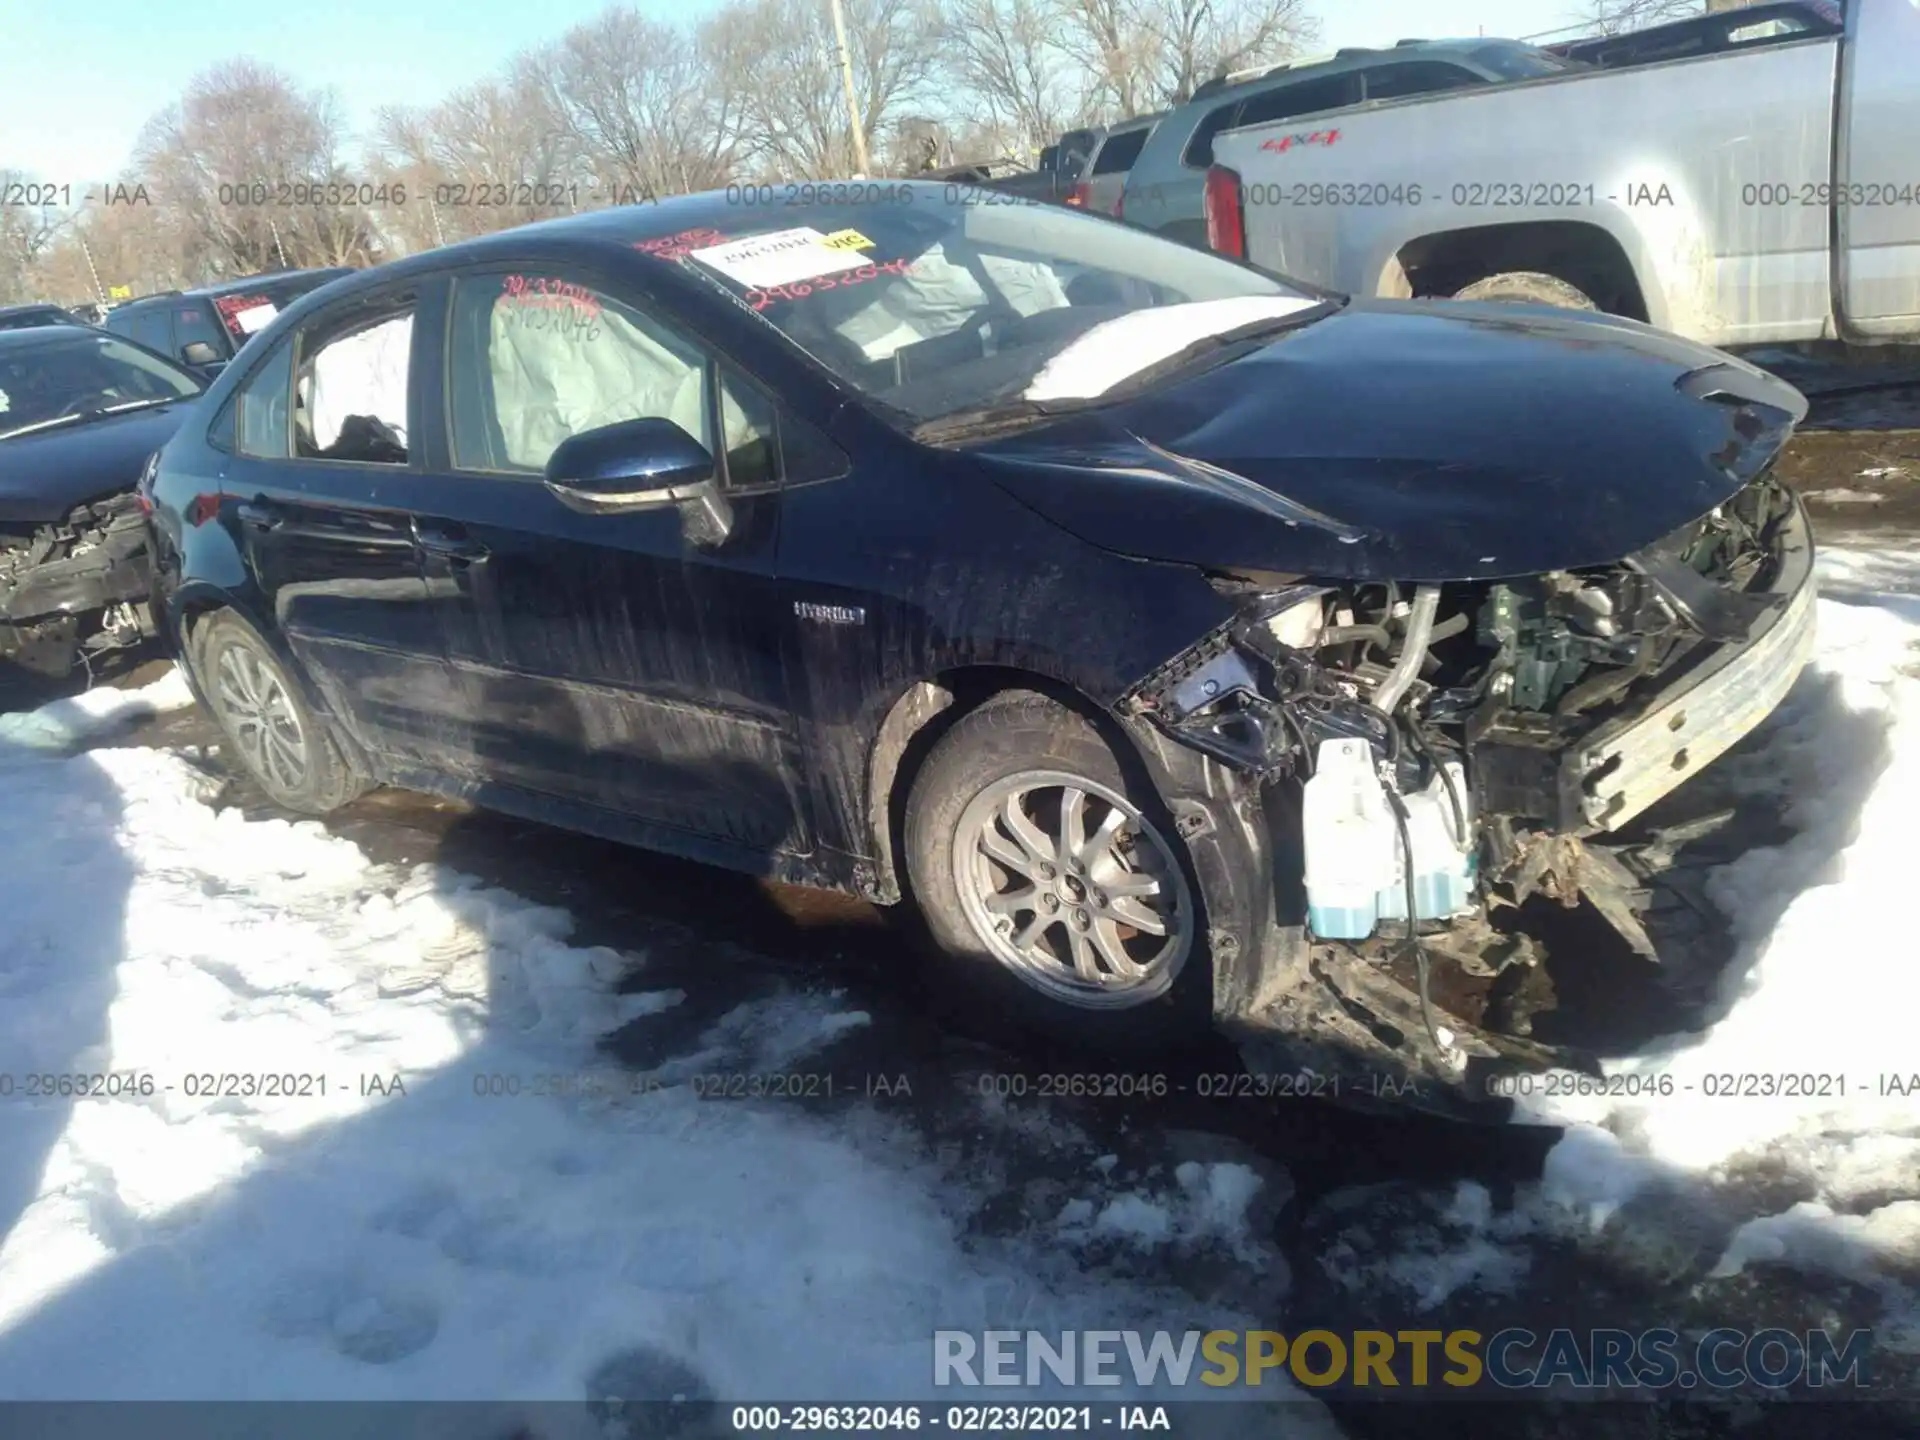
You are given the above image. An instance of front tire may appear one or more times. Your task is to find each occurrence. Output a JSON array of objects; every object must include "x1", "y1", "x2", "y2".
[
  {"x1": 903, "y1": 690, "x2": 1209, "y2": 1051},
  {"x1": 191, "y1": 611, "x2": 368, "y2": 815}
]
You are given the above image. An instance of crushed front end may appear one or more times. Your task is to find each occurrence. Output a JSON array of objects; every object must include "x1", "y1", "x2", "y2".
[
  {"x1": 1120, "y1": 471, "x2": 1816, "y2": 1114},
  {"x1": 0, "y1": 492, "x2": 155, "y2": 676}
]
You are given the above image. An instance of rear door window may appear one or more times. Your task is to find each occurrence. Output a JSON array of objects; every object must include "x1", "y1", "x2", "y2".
[
  {"x1": 1360, "y1": 61, "x2": 1485, "y2": 101},
  {"x1": 1091, "y1": 127, "x2": 1153, "y2": 175},
  {"x1": 1234, "y1": 73, "x2": 1363, "y2": 128}
]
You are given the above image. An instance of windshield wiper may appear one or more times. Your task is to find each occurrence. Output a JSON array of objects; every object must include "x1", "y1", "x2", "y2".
[
  {"x1": 0, "y1": 395, "x2": 186, "y2": 439},
  {"x1": 912, "y1": 397, "x2": 1096, "y2": 445}
]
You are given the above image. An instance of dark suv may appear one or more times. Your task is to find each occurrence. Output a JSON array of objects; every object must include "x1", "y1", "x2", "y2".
[
  {"x1": 102, "y1": 269, "x2": 354, "y2": 380},
  {"x1": 1119, "y1": 39, "x2": 1585, "y2": 248}
]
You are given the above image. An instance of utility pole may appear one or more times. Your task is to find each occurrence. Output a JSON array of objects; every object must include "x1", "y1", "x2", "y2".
[
  {"x1": 827, "y1": 0, "x2": 871, "y2": 178},
  {"x1": 269, "y1": 218, "x2": 289, "y2": 269},
  {"x1": 77, "y1": 232, "x2": 107, "y2": 307}
]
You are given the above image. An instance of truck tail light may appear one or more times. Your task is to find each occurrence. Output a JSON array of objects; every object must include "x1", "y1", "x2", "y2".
[
  {"x1": 1066, "y1": 181, "x2": 1090, "y2": 207},
  {"x1": 1204, "y1": 165, "x2": 1245, "y2": 257}
]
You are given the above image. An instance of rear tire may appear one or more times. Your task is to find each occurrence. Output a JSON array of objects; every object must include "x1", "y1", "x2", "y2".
[
  {"x1": 903, "y1": 689, "x2": 1210, "y2": 1054},
  {"x1": 191, "y1": 611, "x2": 368, "y2": 815},
  {"x1": 1451, "y1": 271, "x2": 1599, "y2": 311}
]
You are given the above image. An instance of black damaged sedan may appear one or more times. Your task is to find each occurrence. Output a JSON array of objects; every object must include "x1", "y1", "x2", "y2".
[
  {"x1": 2, "y1": 325, "x2": 204, "y2": 674},
  {"x1": 143, "y1": 186, "x2": 1815, "y2": 1114}
]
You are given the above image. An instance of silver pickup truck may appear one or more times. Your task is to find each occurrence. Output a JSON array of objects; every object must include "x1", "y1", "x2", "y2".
[{"x1": 1206, "y1": 0, "x2": 1920, "y2": 347}]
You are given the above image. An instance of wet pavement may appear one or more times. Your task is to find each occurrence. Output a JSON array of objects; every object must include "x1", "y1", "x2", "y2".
[{"x1": 4, "y1": 351, "x2": 1917, "y2": 1437}]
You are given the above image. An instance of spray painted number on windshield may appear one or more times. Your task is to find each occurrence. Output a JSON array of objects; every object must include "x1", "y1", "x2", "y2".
[{"x1": 745, "y1": 257, "x2": 913, "y2": 311}]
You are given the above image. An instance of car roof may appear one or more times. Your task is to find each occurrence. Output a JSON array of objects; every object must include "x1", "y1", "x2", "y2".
[
  {"x1": 1196, "y1": 36, "x2": 1515, "y2": 102},
  {"x1": 111, "y1": 269, "x2": 355, "y2": 311},
  {"x1": 0, "y1": 303, "x2": 70, "y2": 315}
]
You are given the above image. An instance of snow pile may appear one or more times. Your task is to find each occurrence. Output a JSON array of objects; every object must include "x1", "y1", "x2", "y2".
[
  {"x1": 1514, "y1": 573, "x2": 1920, "y2": 1288},
  {"x1": 1317, "y1": 1181, "x2": 1536, "y2": 1312},
  {"x1": 1057, "y1": 1160, "x2": 1268, "y2": 1262},
  {"x1": 0, "y1": 664, "x2": 193, "y2": 750},
  {"x1": 0, "y1": 722, "x2": 1339, "y2": 1422}
]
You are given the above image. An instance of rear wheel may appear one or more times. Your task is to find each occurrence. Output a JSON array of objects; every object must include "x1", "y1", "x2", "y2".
[
  {"x1": 1451, "y1": 271, "x2": 1598, "y2": 311},
  {"x1": 904, "y1": 690, "x2": 1209, "y2": 1051},
  {"x1": 192, "y1": 611, "x2": 368, "y2": 814}
]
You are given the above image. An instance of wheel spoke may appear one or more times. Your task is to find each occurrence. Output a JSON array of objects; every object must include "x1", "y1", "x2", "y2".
[
  {"x1": 1012, "y1": 911, "x2": 1054, "y2": 951},
  {"x1": 1105, "y1": 896, "x2": 1167, "y2": 936},
  {"x1": 999, "y1": 793, "x2": 1053, "y2": 867},
  {"x1": 1058, "y1": 786, "x2": 1087, "y2": 867},
  {"x1": 1067, "y1": 925, "x2": 1102, "y2": 983},
  {"x1": 984, "y1": 885, "x2": 1037, "y2": 917},
  {"x1": 1102, "y1": 869, "x2": 1162, "y2": 901},
  {"x1": 981, "y1": 823, "x2": 1038, "y2": 877},
  {"x1": 1078, "y1": 806, "x2": 1128, "y2": 872},
  {"x1": 1090, "y1": 917, "x2": 1146, "y2": 977}
]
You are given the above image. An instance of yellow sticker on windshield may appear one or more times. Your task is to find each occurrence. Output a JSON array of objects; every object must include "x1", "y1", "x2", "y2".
[{"x1": 820, "y1": 229, "x2": 876, "y2": 251}]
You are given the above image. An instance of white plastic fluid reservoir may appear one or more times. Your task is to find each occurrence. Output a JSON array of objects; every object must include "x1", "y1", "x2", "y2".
[
  {"x1": 1302, "y1": 739, "x2": 1399, "y2": 939},
  {"x1": 1376, "y1": 761, "x2": 1475, "y2": 924}
]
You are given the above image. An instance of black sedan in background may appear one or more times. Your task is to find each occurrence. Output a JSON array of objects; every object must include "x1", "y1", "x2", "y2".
[
  {"x1": 143, "y1": 187, "x2": 1813, "y2": 1114},
  {"x1": 0, "y1": 304, "x2": 86, "y2": 332},
  {"x1": 1, "y1": 326, "x2": 204, "y2": 674}
]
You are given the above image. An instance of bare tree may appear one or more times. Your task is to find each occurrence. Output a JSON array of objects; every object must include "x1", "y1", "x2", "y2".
[
  {"x1": 1567, "y1": 0, "x2": 1705, "y2": 37},
  {"x1": 936, "y1": 0, "x2": 1077, "y2": 162},
  {"x1": 375, "y1": 60, "x2": 580, "y2": 251},
  {"x1": 714, "y1": 0, "x2": 941, "y2": 178},
  {"x1": 0, "y1": 171, "x2": 74, "y2": 304},
  {"x1": 534, "y1": 10, "x2": 737, "y2": 204},
  {"x1": 1061, "y1": 0, "x2": 1316, "y2": 115},
  {"x1": 133, "y1": 60, "x2": 380, "y2": 280}
]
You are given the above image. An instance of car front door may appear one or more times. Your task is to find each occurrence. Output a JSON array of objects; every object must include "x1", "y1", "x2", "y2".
[
  {"x1": 403, "y1": 262, "x2": 823, "y2": 858},
  {"x1": 220, "y1": 278, "x2": 466, "y2": 771}
]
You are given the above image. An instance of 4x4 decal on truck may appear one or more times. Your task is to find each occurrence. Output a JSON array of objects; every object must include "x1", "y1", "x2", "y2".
[{"x1": 1260, "y1": 129, "x2": 1341, "y2": 155}]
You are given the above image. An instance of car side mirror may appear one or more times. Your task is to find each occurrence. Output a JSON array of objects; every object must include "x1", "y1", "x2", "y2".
[
  {"x1": 181, "y1": 341, "x2": 225, "y2": 368},
  {"x1": 543, "y1": 416, "x2": 734, "y2": 544}
]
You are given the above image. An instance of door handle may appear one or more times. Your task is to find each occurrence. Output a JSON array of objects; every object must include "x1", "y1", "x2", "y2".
[
  {"x1": 234, "y1": 499, "x2": 284, "y2": 531},
  {"x1": 412, "y1": 522, "x2": 489, "y2": 562}
]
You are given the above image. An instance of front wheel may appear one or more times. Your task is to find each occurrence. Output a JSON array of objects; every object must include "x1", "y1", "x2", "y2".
[{"x1": 903, "y1": 690, "x2": 1209, "y2": 1051}]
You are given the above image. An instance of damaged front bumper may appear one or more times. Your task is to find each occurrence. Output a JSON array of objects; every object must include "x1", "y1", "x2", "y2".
[
  {"x1": 0, "y1": 493, "x2": 154, "y2": 674},
  {"x1": 1117, "y1": 480, "x2": 1818, "y2": 1117}
]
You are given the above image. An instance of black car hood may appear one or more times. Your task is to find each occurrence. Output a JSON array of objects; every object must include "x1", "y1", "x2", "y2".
[
  {"x1": 0, "y1": 403, "x2": 195, "y2": 524},
  {"x1": 970, "y1": 299, "x2": 1808, "y2": 582}
]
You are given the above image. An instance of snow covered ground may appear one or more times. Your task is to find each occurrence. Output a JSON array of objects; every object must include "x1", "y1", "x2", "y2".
[
  {"x1": 0, "y1": 669, "x2": 1341, "y2": 1427},
  {"x1": 3, "y1": 541, "x2": 1918, "y2": 1417}
]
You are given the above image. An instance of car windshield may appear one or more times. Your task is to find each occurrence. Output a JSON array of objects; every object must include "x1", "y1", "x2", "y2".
[
  {"x1": 1471, "y1": 42, "x2": 1587, "y2": 77},
  {"x1": 653, "y1": 187, "x2": 1334, "y2": 425},
  {"x1": 0, "y1": 331, "x2": 202, "y2": 439}
]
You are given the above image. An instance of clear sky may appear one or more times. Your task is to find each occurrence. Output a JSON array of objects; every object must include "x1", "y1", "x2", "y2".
[{"x1": 0, "y1": 0, "x2": 1595, "y2": 183}]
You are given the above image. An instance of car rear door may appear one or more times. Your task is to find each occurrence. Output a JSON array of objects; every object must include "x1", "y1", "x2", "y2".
[
  {"x1": 402, "y1": 260, "x2": 820, "y2": 857},
  {"x1": 218, "y1": 277, "x2": 465, "y2": 770}
]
